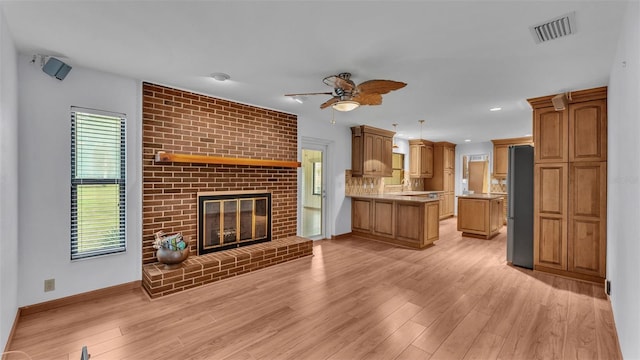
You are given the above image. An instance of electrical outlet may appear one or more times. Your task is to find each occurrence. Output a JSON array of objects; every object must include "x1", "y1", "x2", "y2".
[
  {"x1": 605, "y1": 280, "x2": 611, "y2": 296},
  {"x1": 44, "y1": 278, "x2": 55, "y2": 292}
]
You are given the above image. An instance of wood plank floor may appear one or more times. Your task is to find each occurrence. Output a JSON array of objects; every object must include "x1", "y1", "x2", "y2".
[{"x1": 5, "y1": 218, "x2": 622, "y2": 360}]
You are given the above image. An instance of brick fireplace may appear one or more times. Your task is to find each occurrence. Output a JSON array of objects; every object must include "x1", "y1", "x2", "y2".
[{"x1": 141, "y1": 83, "x2": 311, "y2": 297}]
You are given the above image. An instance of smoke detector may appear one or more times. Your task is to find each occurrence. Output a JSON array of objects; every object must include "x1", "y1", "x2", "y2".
[{"x1": 530, "y1": 12, "x2": 576, "y2": 44}]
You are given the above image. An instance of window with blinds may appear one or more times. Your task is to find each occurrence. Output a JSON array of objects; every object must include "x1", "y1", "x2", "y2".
[{"x1": 71, "y1": 107, "x2": 126, "y2": 260}]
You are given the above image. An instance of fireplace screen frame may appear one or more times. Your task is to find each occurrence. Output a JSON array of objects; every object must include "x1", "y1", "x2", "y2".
[{"x1": 197, "y1": 192, "x2": 272, "y2": 255}]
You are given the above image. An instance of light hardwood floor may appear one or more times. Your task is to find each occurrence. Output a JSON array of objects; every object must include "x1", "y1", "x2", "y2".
[{"x1": 5, "y1": 218, "x2": 622, "y2": 360}]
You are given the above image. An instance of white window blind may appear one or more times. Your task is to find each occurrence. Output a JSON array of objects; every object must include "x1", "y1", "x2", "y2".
[{"x1": 71, "y1": 107, "x2": 126, "y2": 260}]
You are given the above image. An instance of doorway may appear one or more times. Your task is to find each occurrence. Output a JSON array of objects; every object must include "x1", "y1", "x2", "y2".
[
  {"x1": 462, "y1": 154, "x2": 490, "y2": 194},
  {"x1": 468, "y1": 160, "x2": 489, "y2": 193},
  {"x1": 301, "y1": 149, "x2": 323, "y2": 238}
]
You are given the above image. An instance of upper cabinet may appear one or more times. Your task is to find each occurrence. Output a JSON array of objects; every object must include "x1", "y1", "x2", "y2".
[
  {"x1": 529, "y1": 87, "x2": 607, "y2": 164},
  {"x1": 351, "y1": 125, "x2": 395, "y2": 177},
  {"x1": 569, "y1": 99, "x2": 607, "y2": 162},
  {"x1": 491, "y1": 137, "x2": 533, "y2": 178},
  {"x1": 409, "y1": 139, "x2": 433, "y2": 178},
  {"x1": 533, "y1": 107, "x2": 568, "y2": 163}
]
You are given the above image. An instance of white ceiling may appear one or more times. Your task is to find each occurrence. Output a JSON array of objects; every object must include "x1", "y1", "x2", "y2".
[{"x1": 0, "y1": 1, "x2": 626, "y2": 143}]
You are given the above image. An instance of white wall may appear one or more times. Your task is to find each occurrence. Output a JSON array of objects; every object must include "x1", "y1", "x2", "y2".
[
  {"x1": 298, "y1": 118, "x2": 352, "y2": 236},
  {"x1": 0, "y1": 7, "x2": 19, "y2": 350},
  {"x1": 607, "y1": 1, "x2": 640, "y2": 358},
  {"x1": 17, "y1": 56, "x2": 142, "y2": 306}
]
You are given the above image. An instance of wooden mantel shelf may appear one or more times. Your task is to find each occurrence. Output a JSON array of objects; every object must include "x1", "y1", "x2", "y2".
[{"x1": 154, "y1": 152, "x2": 301, "y2": 168}]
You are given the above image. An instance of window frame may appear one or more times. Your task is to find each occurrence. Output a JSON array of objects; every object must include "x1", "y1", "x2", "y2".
[{"x1": 70, "y1": 107, "x2": 127, "y2": 260}]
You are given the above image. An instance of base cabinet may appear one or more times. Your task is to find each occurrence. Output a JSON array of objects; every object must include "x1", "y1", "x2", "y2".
[
  {"x1": 372, "y1": 200, "x2": 394, "y2": 238},
  {"x1": 534, "y1": 163, "x2": 568, "y2": 270},
  {"x1": 568, "y1": 162, "x2": 607, "y2": 278},
  {"x1": 351, "y1": 197, "x2": 439, "y2": 249},
  {"x1": 457, "y1": 196, "x2": 504, "y2": 239},
  {"x1": 351, "y1": 198, "x2": 372, "y2": 232}
]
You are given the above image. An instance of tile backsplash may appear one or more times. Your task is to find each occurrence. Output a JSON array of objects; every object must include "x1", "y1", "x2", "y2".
[
  {"x1": 490, "y1": 177, "x2": 507, "y2": 193},
  {"x1": 345, "y1": 170, "x2": 424, "y2": 196}
]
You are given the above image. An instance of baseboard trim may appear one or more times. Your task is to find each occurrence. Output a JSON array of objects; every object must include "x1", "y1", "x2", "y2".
[
  {"x1": 331, "y1": 232, "x2": 352, "y2": 240},
  {"x1": 3, "y1": 308, "x2": 21, "y2": 354},
  {"x1": 533, "y1": 266, "x2": 605, "y2": 286},
  {"x1": 20, "y1": 280, "x2": 142, "y2": 316}
]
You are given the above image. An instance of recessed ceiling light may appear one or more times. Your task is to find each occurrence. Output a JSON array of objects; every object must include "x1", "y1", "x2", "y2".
[
  {"x1": 464, "y1": 139, "x2": 472, "y2": 142},
  {"x1": 397, "y1": 133, "x2": 404, "y2": 137},
  {"x1": 489, "y1": 107, "x2": 502, "y2": 112},
  {"x1": 210, "y1": 72, "x2": 230, "y2": 81}
]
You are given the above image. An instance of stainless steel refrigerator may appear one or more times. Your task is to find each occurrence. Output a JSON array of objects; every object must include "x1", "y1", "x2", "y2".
[{"x1": 506, "y1": 145, "x2": 534, "y2": 269}]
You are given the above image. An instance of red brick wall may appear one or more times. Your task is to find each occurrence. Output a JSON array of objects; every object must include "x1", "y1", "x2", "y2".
[{"x1": 142, "y1": 83, "x2": 298, "y2": 264}]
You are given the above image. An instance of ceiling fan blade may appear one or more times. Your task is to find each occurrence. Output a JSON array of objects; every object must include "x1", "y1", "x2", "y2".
[
  {"x1": 319, "y1": 97, "x2": 340, "y2": 109},
  {"x1": 353, "y1": 92, "x2": 383, "y2": 106},
  {"x1": 284, "y1": 92, "x2": 333, "y2": 96},
  {"x1": 356, "y1": 80, "x2": 407, "y2": 95}
]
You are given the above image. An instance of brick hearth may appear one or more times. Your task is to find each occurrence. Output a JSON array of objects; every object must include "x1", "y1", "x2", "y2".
[{"x1": 142, "y1": 236, "x2": 313, "y2": 298}]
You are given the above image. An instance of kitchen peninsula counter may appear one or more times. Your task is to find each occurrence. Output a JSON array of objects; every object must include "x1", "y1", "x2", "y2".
[
  {"x1": 348, "y1": 192, "x2": 440, "y2": 249},
  {"x1": 457, "y1": 194, "x2": 505, "y2": 239}
]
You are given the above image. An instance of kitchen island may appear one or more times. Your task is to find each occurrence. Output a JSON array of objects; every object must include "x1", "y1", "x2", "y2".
[
  {"x1": 457, "y1": 194, "x2": 504, "y2": 239},
  {"x1": 349, "y1": 192, "x2": 440, "y2": 249}
]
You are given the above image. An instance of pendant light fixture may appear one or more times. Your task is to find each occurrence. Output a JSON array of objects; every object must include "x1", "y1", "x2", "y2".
[
  {"x1": 392, "y1": 123, "x2": 399, "y2": 149},
  {"x1": 419, "y1": 119, "x2": 425, "y2": 139}
]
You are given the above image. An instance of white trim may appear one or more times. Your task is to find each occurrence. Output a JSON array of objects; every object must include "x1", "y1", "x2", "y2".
[{"x1": 300, "y1": 136, "x2": 334, "y2": 239}]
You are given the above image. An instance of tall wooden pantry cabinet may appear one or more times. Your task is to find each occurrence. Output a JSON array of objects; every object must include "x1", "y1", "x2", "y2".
[
  {"x1": 423, "y1": 142, "x2": 456, "y2": 219},
  {"x1": 528, "y1": 86, "x2": 607, "y2": 283}
]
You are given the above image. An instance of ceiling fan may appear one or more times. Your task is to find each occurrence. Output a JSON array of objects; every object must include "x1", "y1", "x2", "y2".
[{"x1": 285, "y1": 72, "x2": 407, "y2": 112}]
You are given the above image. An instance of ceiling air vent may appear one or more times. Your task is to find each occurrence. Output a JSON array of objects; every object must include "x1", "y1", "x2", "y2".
[{"x1": 530, "y1": 12, "x2": 576, "y2": 44}]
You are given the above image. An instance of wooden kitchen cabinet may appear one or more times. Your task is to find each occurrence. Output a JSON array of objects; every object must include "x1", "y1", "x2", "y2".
[
  {"x1": 444, "y1": 146, "x2": 455, "y2": 170},
  {"x1": 457, "y1": 195, "x2": 504, "y2": 239},
  {"x1": 423, "y1": 142, "x2": 456, "y2": 219},
  {"x1": 569, "y1": 99, "x2": 607, "y2": 162},
  {"x1": 533, "y1": 107, "x2": 568, "y2": 163},
  {"x1": 568, "y1": 162, "x2": 607, "y2": 278},
  {"x1": 372, "y1": 199, "x2": 394, "y2": 238},
  {"x1": 491, "y1": 136, "x2": 533, "y2": 178},
  {"x1": 528, "y1": 86, "x2": 607, "y2": 283},
  {"x1": 351, "y1": 125, "x2": 395, "y2": 177},
  {"x1": 351, "y1": 198, "x2": 372, "y2": 232},
  {"x1": 409, "y1": 139, "x2": 433, "y2": 178},
  {"x1": 533, "y1": 163, "x2": 568, "y2": 271},
  {"x1": 350, "y1": 196, "x2": 439, "y2": 249}
]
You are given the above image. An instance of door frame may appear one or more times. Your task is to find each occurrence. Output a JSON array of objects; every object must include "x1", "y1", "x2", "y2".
[{"x1": 299, "y1": 137, "x2": 334, "y2": 240}]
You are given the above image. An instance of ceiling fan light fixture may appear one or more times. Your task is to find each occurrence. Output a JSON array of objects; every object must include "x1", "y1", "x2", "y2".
[{"x1": 332, "y1": 100, "x2": 360, "y2": 112}]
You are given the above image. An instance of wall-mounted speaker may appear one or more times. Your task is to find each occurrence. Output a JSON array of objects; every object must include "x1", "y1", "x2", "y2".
[
  {"x1": 552, "y1": 93, "x2": 568, "y2": 111},
  {"x1": 42, "y1": 57, "x2": 72, "y2": 80}
]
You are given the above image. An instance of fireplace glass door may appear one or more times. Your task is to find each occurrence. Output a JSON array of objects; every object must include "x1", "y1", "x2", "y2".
[{"x1": 199, "y1": 193, "x2": 271, "y2": 254}]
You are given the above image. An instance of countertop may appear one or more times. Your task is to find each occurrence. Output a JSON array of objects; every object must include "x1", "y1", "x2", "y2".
[
  {"x1": 457, "y1": 193, "x2": 505, "y2": 200},
  {"x1": 347, "y1": 191, "x2": 441, "y2": 203}
]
